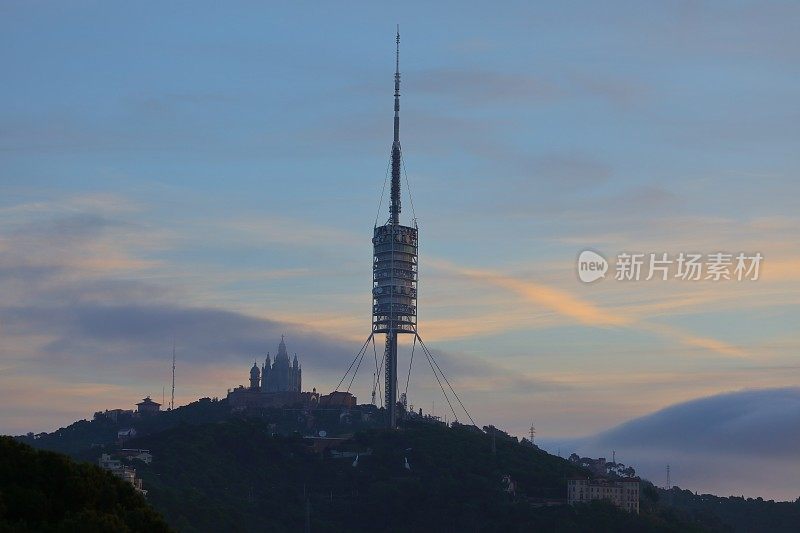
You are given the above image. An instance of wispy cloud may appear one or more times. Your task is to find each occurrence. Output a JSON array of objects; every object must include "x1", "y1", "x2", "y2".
[{"x1": 429, "y1": 258, "x2": 747, "y2": 358}]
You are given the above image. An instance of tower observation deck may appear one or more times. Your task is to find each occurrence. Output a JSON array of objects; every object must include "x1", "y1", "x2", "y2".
[{"x1": 372, "y1": 29, "x2": 417, "y2": 429}]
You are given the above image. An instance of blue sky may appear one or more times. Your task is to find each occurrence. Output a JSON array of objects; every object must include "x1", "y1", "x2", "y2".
[{"x1": 1, "y1": 1, "x2": 799, "y2": 498}]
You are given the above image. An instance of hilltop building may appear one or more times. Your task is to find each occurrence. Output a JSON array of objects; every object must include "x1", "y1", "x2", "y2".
[
  {"x1": 567, "y1": 477, "x2": 640, "y2": 514},
  {"x1": 318, "y1": 391, "x2": 357, "y2": 408},
  {"x1": 227, "y1": 337, "x2": 316, "y2": 410},
  {"x1": 258, "y1": 335, "x2": 302, "y2": 392},
  {"x1": 136, "y1": 396, "x2": 161, "y2": 416}
]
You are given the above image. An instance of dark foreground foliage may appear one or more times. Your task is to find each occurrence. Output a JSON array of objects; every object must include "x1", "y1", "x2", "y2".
[{"x1": 0, "y1": 436, "x2": 171, "y2": 532}]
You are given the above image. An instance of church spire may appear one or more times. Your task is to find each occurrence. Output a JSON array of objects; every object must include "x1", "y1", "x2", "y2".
[
  {"x1": 389, "y1": 26, "x2": 402, "y2": 225},
  {"x1": 276, "y1": 335, "x2": 289, "y2": 362}
]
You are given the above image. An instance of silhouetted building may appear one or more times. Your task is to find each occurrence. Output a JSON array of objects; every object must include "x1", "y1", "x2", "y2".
[
  {"x1": 249, "y1": 362, "x2": 260, "y2": 390},
  {"x1": 98, "y1": 454, "x2": 146, "y2": 495},
  {"x1": 318, "y1": 391, "x2": 357, "y2": 408},
  {"x1": 227, "y1": 337, "x2": 313, "y2": 410},
  {"x1": 136, "y1": 396, "x2": 161, "y2": 416},
  {"x1": 260, "y1": 336, "x2": 301, "y2": 392},
  {"x1": 568, "y1": 477, "x2": 640, "y2": 514}
]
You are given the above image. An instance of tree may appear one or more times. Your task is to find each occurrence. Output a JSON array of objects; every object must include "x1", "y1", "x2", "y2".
[{"x1": 0, "y1": 437, "x2": 171, "y2": 532}]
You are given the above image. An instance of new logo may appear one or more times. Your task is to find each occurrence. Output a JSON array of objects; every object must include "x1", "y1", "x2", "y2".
[{"x1": 577, "y1": 250, "x2": 608, "y2": 283}]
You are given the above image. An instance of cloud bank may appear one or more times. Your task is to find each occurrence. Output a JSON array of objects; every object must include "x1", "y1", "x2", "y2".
[
  {"x1": 540, "y1": 388, "x2": 800, "y2": 501},
  {"x1": 0, "y1": 198, "x2": 369, "y2": 433}
]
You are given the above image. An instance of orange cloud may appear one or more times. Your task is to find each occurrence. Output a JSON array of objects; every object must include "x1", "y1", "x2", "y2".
[
  {"x1": 429, "y1": 258, "x2": 748, "y2": 358},
  {"x1": 457, "y1": 266, "x2": 629, "y2": 327},
  {"x1": 639, "y1": 323, "x2": 746, "y2": 358}
]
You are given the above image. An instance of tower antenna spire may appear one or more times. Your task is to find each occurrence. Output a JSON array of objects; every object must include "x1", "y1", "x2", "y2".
[{"x1": 389, "y1": 25, "x2": 402, "y2": 224}]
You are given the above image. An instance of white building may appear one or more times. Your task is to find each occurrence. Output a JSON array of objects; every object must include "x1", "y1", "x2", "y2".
[
  {"x1": 98, "y1": 453, "x2": 121, "y2": 470},
  {"x1": 114, "y1": 467, "x2": 146, "y2": 495},
  {"x1": 117, "y1": 428, "x2": 137, "y2": 441},
  {"x1": 98, "y1": 453, "x2": 147, "y2": 495},
  {"x1": 567, "y1": 477, "x2": 640, "y2": 514}
]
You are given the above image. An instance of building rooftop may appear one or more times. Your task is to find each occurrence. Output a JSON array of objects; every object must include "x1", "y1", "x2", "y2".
[
  {"x1": 568, "y1": 476, "x2": 641, "y2": 483},
  {"x1": 137, "y1": 396, "x2": 161, "y2": 406}
]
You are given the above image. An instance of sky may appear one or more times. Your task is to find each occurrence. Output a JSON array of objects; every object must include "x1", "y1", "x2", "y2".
[{"x1": 1, "y1": 1, "x2": 799, "y2": 498}]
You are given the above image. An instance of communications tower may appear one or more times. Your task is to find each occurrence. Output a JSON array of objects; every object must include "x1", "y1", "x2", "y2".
[
  {"x1": 334, "y1": 30, "x2": 475, "y2": 431},
  {"x1": 372, "y1": 28, "x2": 418, "y2": 429}
]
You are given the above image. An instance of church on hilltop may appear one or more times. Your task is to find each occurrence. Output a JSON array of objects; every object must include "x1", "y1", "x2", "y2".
[
  {"x1": 227, "y1": 336, "x2": 357, "y2": 411},
  {"x1": 228, "y1": 336, "x2": 315, "y2": 410},
  {"x1": 250, "y1": 335, "x2": 301, "y2": 393}
]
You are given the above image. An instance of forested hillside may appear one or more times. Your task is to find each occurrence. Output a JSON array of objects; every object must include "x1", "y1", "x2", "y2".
[
  {"x1": 657, "y1": 486, "x2": 800, "y2": 533},
  {"x1": 126, "y1": 419, "x2": 714, "y2": 532},
  {"x1": 17, "y1": 400, "x2": 795, "y2": 532},
  {"x1": 0, "y1": 437, "x2": 171, "y2": 532}
]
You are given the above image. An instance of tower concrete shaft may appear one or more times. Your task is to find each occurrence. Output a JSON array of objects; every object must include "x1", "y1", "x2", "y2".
[{"x1": 385, "y1": 331, "x2": 398, "y2": 428}]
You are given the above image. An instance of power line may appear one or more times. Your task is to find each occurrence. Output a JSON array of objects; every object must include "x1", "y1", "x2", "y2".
[
  {"x1": 335, "y1": 334, "x2": 372, "y2": 392},
  {"x1": 416, "y1": 335, "x2": 477, "y2": 428},
  {"x1": 370, "y1": 335, "x2": 384, "y2": 407},
  {"x1": 374, "y1": 159, "x2": 392, "y2": 227},
  {"x1": 417, "y1": 336, "x2": 457, "y2": 422},
  {"x1": 346, "y1": 340, "x2": 369, "y2": 394},
  {"x1": 404, "y1": 334, "x2": 417, "y2": 400},
  {"x1": 400, "y1": 153, "x2": 417, "y2": 224}
]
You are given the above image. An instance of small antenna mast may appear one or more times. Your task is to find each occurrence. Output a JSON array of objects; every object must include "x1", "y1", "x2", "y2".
[{"x1": 171, "y1": 339, "x2": 176, "y2": 410}]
